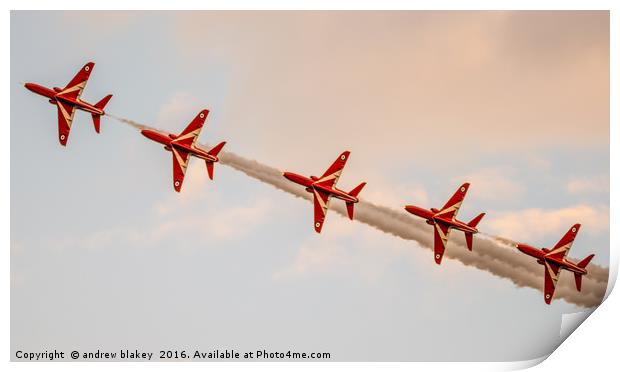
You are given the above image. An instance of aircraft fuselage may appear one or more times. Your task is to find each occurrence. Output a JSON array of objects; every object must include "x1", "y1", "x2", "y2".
[
  {"x1": 516, "y1": 243, "x2": 587, "y2": 275},
  {"x1": 140, "y1": 129, "x2": 218, "y2": 163},
  {"x1": 404, "y1": 205, "x2": 478, "y2": 233},
  {"x1": 282, "y1": 172, "x2": 359, "y2": 203},
  {"x1": 24, "y1": 83, "x2": 104, "y2": 116}
]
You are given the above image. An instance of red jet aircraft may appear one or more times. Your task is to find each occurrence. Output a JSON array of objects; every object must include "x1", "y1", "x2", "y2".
[
  {"x1": 516, "y1": 223, "x2": 595, "y2": 304},
  {"x1": 404, "y1": 183, "x2": 485, "y2": 265},
  {"x1": 24, "y1": 62, "x2": 112, "y2": 146},
  {"x1": 283, "y1": 151, "x2": 366, "y2": 233},
  {"x1": 141, "y1": 109, "x2": 226, "y2": 192}
]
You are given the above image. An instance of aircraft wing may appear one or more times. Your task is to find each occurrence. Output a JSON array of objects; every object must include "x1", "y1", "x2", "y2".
[
  {"x1": 546, "y1": 224, "x2": 580, "y2": 260},
  {"x1": 312, "y1": 189, "x2": 331, "y2": 233},
  {"x1": 172, "y1": 109, "x2": 208, "y2": 147},
  {"x1": 433, "y1": 222, "x2": 451, "y2": 264},
  {"x1": 315, "y1": 151, "x2": 350, "y2": 188},
  {"x1": 543, "y1": 260, "x2": 562, "y2": 304},
  {"x1": 58, "y1": 62, "x2": 94, "y2": 101},
  {"x1": 56, "y1": 100, "x2": 76, "y2": 146},
  {"x1": 171, "y1": 147, "x2": 191, "y2": 192},
  {"x1": 435, "y1": 182, "x2": 470, "y2": 221}
]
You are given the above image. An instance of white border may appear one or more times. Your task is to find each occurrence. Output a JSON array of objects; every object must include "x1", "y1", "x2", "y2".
[{"x1": 3, "y1": 1, "x2": 617, "y2": 371}]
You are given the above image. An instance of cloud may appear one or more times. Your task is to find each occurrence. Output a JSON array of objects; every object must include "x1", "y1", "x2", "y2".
[
  {"x1": 456, "y1": 167, "x2": 525, "y2": 202},
  {"x1": 362, "y1": 176, "x2": 429, "y2": 210},
  {"x1": 45, "y1": 84, "x2": 274, "y2": 251},
  {"x1": 272, "y1": 239, "x2": 351, "y2": 280},
  {"x1": 202, "y1": 198, "x2": 272, "y2": 240},
  {"x1": 484, "y1": 204, "x2": 609, "y2": 243},
  {"x1": 169, "y1": 11, "x2": 608, "y2": 168},
  {"x1": 50, "y1": 195, "x2": 273, "y2": 251},
  {"x1": 525, "y1": 154, "x2": 552, "y2": 172},
  {"x1": 148, "y1": 166, "x2": 273, "y2": 243},
  {"x1": 61, "y1": 11, "x2": 139, "y2": 31},
  {"x1": 156, "y1": 91, "x2": 203, "y2": 131},
  {"x1": 272, "y1": 217, "x2": 411, "y2": 283},
  {"x1": 566, "y1": 175, "x2": 609, "y2": 195}
]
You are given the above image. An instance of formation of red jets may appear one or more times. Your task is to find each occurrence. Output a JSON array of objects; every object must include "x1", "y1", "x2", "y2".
[{"x1": 23, "y1": 61, "x2": 596, "y2": 305}]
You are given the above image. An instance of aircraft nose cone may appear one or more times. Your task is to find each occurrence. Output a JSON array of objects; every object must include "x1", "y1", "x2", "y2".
[
  {"x1": 141, "y1": 129, "x2": 157, "y2": 141},
  {"x1": 515, "y1": 244, "x2": 529, "y2": 255}
]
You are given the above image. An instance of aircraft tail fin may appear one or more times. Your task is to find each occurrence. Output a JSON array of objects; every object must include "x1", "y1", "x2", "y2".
[
  {"x1": 349, "y1": 182, "x2": 366, "y2": 198},
  {"x1": 206, "y1": 162, "x2": 214, "y2": 180},
  {"x1": 95, "y1": 94, "x2": 113, "y2": 110},
  {"x1": 574, "y1": 254, "x2": 594, "y2": 291},
  {"x1": 204, "y1": 142, "x2": 226, "y2": 180},
  {"x1": 574, "y1": 273, "x2": 583, "y2": 292},
  {"x1": 345, "y1": 182, "x2": 366, "y2": 220},
  {"x1": 208, "y1": 141, "x2": 227, "y2": 157},
  {"x1": 468, "y1": 212, "x2": 485, "y2": 228},
  {"x1": 577, "y1": 254, "x2": 595, "y2": 269},
  {"x1": 92, "y1": 94, "x2": 113, "y2": 133},
  {"x1": 465, "y1": 232, "x2": 473, "y2": 251},
  {"x1": 346, "y1": 202, "x2": 355, "y2": 220},
  {"x1": 92, "y1": 115, "x2": 101, "y2": 133}
]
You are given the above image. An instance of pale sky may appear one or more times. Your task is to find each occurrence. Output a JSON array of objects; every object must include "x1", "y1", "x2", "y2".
[{"x1": 11, "y1": 11, "x2": 609, "y2": 361}]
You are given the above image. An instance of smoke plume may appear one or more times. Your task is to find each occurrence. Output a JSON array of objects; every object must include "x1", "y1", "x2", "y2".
[{"x1": 110, "y1": 114, "x2": 609, "y2": 308}]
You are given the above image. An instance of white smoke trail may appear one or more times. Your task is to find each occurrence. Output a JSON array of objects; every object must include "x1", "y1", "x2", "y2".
[
  {"x1": 109, "y1": 115, "x2": 608, "y2": 308},
  {"x1": 106, "y1": 114, "x2": 149, "y2": 130}
]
